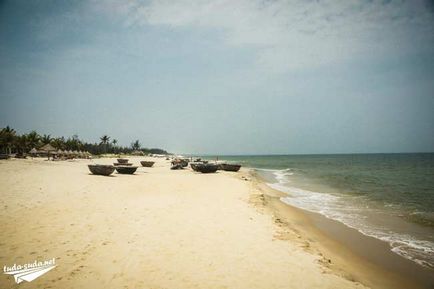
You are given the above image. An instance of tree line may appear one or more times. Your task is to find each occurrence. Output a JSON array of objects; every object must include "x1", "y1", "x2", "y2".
[{"x1": 0, "y1": 126, "x2": 169, "y2": 156}]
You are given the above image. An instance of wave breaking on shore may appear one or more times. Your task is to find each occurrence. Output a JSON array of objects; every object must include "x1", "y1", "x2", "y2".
[{"x1": 255, "y1": 168, "x2": 434, "y2": 270}]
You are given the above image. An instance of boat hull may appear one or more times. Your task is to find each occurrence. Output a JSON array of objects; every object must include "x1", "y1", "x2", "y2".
[{"x1": 88, "y1": 165, "x2": 115, "y2": 176}]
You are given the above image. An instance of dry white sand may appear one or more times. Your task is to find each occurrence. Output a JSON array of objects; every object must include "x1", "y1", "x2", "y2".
[{"x1": 0, "y1": 157, "x2": 373, "y2": 288}]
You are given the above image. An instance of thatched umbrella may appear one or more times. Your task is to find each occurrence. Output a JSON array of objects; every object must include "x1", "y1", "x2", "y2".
[
  {"x1": 30, "y1": 148, "x2": 38, "y2": 155},
  {"x1": 40, "y1": 143, "x2": 56, "y2": 160}
]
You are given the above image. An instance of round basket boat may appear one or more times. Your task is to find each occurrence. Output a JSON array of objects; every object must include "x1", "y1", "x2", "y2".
[
  {"x1": 0, "y1": 154, "x2": 10, "y2": 160},
  {"x1": 140, "y1": 161, "x2": 155, "y2": 167},
  {"x1": 117, "y1": 158, "x2": 129, "y2": 164},
  {"x1": 113, "y1": 162, "x2": 133, "y2": 166},
  {"x1": 190, "y1": 163, "x2": 199, "y2": 171},
  {"x1": 115, "y1": 166, "x2": 138, "y2": 174},
  {"x1": 88, "y1": 164, "x2": 115, "y2": 176},
  {"x1": 221, "y1": 163, "x2": 242, "y2": 172},
  {"x1": 196, "y1": 163, "x2": 219, "y2": 174}
]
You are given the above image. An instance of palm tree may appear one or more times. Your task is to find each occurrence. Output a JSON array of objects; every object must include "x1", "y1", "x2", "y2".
[
  {"x1": 0, "y1": 126, "x2": 17, "y2": 154},
  {"x1": 27, "y1": 131, "x2": 41, "y2": 149},
  {"x1": 100, "y1": 135, "x2": 110, "y2": 154},
  {"x1": 41, "y1": 134, "x2": 52, "y2": 144},
  {"x1": 51, "y1": 137, "x2": 66, "y2": 150},
  {"x1": 16, "y1": 134, "x2": 28, "y2": 154},
  {"x1": 66, "y1": 135, "x2": 82, "y2": 151},
  {"x1": 131, "y1": 140, "x2": 141, "y2": 151},
  {"x1": 112, "y1": 139, "x2": 118, "y2": 154}
]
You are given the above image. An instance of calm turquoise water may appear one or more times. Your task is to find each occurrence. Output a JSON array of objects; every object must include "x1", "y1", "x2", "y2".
[{"x1": 202, "y1": 153, "x2": 434, "y2": 269}]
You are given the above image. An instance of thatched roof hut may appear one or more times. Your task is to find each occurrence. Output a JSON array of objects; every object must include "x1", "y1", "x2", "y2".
[
  {"x1": 39, "y1": 143, "x2": 56, "y2": 159},
  {"x1": 40, "y1": 143, "x2": 56, "y2": 152}
]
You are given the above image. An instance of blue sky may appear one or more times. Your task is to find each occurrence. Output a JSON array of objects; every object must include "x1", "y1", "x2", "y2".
[{"x1": 0, "y1": 0, "x2": 433, "y2": 154}]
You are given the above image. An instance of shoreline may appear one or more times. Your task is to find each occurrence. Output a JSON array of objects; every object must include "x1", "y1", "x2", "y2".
[
  {"x1": 0, "y1": 157, "x2": 432, "y2": 288},
  {"x1": 247, "y1": 170, "x2": 434, "y2": 289}
]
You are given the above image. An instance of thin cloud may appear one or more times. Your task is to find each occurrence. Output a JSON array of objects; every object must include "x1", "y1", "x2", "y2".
[{"x1": 94, "y1": 0, "x2": 434, "y2": 72}]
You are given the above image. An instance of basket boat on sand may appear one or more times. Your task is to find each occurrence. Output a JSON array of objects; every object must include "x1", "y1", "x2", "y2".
[
  {"x1": 221, "y1": 163, "x2": 242, "y2": 172},
  {"x1": 115, "y1": 166, "x2": 138, "y2": 174},
  {"x1": 140, "y1": 161, "x2": 155, "y2": 167},
  {"x1": 113, "y1": 162, "x2": 133, "y2": 166},
  {"x1": 88, "y1": 164, "x2": 115, "y2": 176},
  {"x1": 195, "y1": 163, "x2": 219, "y2": 173}
]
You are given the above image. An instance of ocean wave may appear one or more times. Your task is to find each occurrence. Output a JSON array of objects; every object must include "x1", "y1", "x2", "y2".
[{"x1": 261, "y1": 172, "x2": 434, "y2": 270}]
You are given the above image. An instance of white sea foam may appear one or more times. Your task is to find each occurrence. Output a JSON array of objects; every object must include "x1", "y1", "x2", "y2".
[{"x1": 260, "y1": 168, "x2": 434, "y2": 270}]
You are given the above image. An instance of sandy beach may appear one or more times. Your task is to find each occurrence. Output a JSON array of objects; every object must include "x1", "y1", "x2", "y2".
[{"x1": 0, "y1": 157, "x2": 431, "y2": 289}]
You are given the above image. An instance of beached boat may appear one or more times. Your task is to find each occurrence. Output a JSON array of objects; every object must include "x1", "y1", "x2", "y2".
[
  {"x1": 117, "y1": 158, "x2": 129, "y2": 164},
  {"x1": 15, "y1": 154, "x2": 27, "y2": 159},
  {"x1": 181, "y1": 159, "x2": 189, "y2": 167},
  {"x1": 171, "y1": 163, "x2": 183, "y2": 170},
  {"x1": 190, "y1": 163, "x2": 199, "y2": 171},
  {"x1": 113, "y1": 162, "x2": 133, "y2": 166},
  {"x1": 115, "y1": 166, "x2": 138, "y2": 174},
  {"x1": 221, "y1": 163, "x2": 242, "y2": 172},
  {"x1": 140, "y1": 161, "x2": 155, "y2": 167},
  {"x1": 0, "y1": 154, "x2": 10, "y2": 160},
  {"x1": 171, "y1": 158, "x2": 189, "y2": 168},
  {"x1": 196, "y1": 163, "x2": 219, "y2": 173},
  {"x1": 88, "y1": 164, "x2": 115, "y2": 176}
]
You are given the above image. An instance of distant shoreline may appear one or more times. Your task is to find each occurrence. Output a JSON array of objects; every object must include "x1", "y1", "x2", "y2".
[{"x1": 193, "y1": 152, "x2": 434, "y2": 157}]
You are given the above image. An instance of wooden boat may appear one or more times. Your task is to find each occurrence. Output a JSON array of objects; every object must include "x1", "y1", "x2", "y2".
[
  {"x1": 117, "y1": 158, "x2": 129, "y2": 164},
  {"x1": 190, "y1": 162, "x2": 203, "y2": 172},
  {"x1": 113, "y1": 162, "x2": 133, "y2": 166},
  {"x1": 196, "y1": 163, "x2": 219, "y2": 173},
  {"x1": 190, "y1": 163, "x2": 199, "y2": 171},
  {"x1": 88, "y1": 164, "x2": 115, "y2": 176},
  {"x1": 171, "y1": 163, "x2": 183, "y2": 170},
  {"x1": 115, "y1": 166, "x2": 138, "y2": 174},
  {"x1": 0, "y1": 154, "x2": 10, "y2": 160},
  {"x1": 140, "y1": 161, "x2": 155, "y2": 167},
  {"x1": 221, "y1": 163, "x2": 242, "y2": 172},
  {"x1": 172, "y1": 158, "x2": 189, "y2": 168}
]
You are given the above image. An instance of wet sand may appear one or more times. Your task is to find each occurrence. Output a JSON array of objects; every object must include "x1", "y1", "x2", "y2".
[{"x1": 251, "y1": 172, "x2": 434, "y2": 289}]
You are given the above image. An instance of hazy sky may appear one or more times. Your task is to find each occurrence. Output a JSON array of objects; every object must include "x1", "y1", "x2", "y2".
[{"x1": 0, "y1": 0, "x2": 433, "y2": 155}]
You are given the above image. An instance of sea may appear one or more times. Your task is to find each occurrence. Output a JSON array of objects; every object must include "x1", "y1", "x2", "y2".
[{"x1": 201, "y1": 153, "x2": 434, "y2": 270}]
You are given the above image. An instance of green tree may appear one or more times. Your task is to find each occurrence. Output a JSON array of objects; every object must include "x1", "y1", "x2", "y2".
[
  {"x1": 100, "y1": 135, "x2": 110, "y2": 154},
  {"x1": 41, "y1": 134, "x2": 52, "y2": 144},
  {"x1": 51, "y1": 137, "x2": 66, "y2": 150},
  {"x1": 15, "y1": 134, "x2": 28, "y2": 154},
  {"x1": 0, "y1": 126, "x2": 17, "y2": 154},
  {"x1": 131, "y1": 140, "x2": 141, "y2": 151},
  {"x1": 66, "y1": 135, "x2": 83, "y2": 151},
  {"x1": 112, "y1": 139, "x2": 118, "y2": 153},
  {"x1": 27, "y1": 131, "x2": 41, "y2": 149}
]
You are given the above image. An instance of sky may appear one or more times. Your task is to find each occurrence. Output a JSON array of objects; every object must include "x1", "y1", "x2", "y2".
[{"x1": 0, "y1": 0, "x2": 433, "y2": 155}]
